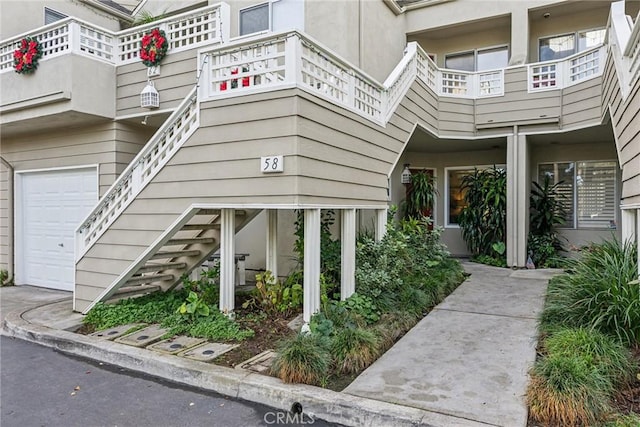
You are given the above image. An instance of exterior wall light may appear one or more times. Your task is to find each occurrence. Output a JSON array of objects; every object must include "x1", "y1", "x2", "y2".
[
  {"x1": 401, "y1": 164, "x2": 412, "y2": 184},
  {"x1": 140, "y1": 80, "x2": 159, "y2": 109}
]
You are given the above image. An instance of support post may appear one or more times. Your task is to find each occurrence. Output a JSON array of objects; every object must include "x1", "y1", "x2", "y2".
[
  {"x1": 375, "y1": 208, "x2": 387, "y2": 242},
  {"x1": 303, "y1": 209, "x2": 321, "y2": 325},
  {"x1": 341, "y1": 209, "x2": 356, "y2": 300},
  {"x1": 266, "y1": 209, "x2": 278, "y2": 279},
  {"x1": 506, "y1": 127, "x2": 529, "y2": 267},
  {"x1": 219, "y1": 208, "x2": 235, "y2": 315},
  {"x1": 621, "y1": 208, "x2": 637, "y2": 244}
]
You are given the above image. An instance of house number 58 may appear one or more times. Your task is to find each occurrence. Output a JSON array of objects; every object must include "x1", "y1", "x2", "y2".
[{"x1": 261, "y1": 156, "x2": 284, "y2": 173}]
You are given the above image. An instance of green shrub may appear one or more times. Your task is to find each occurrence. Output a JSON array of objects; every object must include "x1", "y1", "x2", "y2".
[
  {"x1": 331, "y1": 327, "x2": 380, "y2": 374},
  {"x1": 545, "y1": 328, "x2": 636, "y2": 387},
  {"x1": 605, "y1": 413, "x2": 640, "y2": 427},
  {"x1": 527, "y1": 354, "x2": 613, "y2": 426},
  {"x1": 457, "y1": 167, "x2": 507, "y2": 257},
  {"x1": 1, "y1": 270, "x2": 14, "y2": 287},
  {"x1": 271, "y1": 333, "x2": 331, "y2": 385},
  {"x1": 83, "y1": 291, "x2": 185, "y2": 330},
  {"x1": 167, "y1": 311, "x2": 254, "y2": 341},
  {"x1": 541, "y1": 239, "x2": 639, "y2": 345},
  {"x1": 242, "y1": 271, "x2": 302, "y2": 316},
  {"x1": 471, "y1": 254, "x2": 507, "y2": 268},
  {"x1": 373, "y1": 311, "x2": 417, "y2": 349},
  {"x1": 341, "y1": 293, "x2": 380, "y2": 325}
]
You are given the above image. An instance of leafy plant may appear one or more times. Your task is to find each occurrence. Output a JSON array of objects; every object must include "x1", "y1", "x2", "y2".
[
  {"x1": 402, "y1": 170, "x2": 438, "y2": 220},
  {"x1": 457, "y1": 167, "x2": 507, "y2": 257},
  {"x1": 164, "y1": 311, "x2": 254, "y2": 341},
  {"x1": 271, "y1": 333, "x2": 331, "y2": 385},
  {"x1": 1, "y1": 269, "x2": 14, "y2": 287},
  {"x1": 177, "y1": 291, "x2": 210, "y2": 320},
  {"x1": 242, "y1": 271, "x2": 302, "y2": 316},
  {"x1": 182, "y1": 263, "x2": 219, "y2": 306},
  {"x1": 540, "y1": 239, "x2": 639, "y2": 345},
  {"x1": 528, "y1": 174, "x2": 567, "y2": 267},
  {"x1": 341, "y1": 293, "x2": 380, "y2": 325}
]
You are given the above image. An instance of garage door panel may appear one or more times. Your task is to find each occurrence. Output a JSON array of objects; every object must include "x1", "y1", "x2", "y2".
[{"x1": 19, "y1": 168, "x2": 97, "y2": 291}]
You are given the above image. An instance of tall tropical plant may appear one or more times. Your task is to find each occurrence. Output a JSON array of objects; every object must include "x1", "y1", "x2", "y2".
[
  {"x1": 457, "y1": 167, "x2": 507, "y2": 257},
  {"x1": 402, "y1": 171, "x2": 438, "y2": 220},
  {"x1": 528, "y1": 174, "x2": 567, "y2": 267}
]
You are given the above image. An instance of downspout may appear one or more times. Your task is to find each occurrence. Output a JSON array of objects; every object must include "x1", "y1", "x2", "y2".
[{"x1": 0, "y1": 156, "x2": 14, "y2": 280}]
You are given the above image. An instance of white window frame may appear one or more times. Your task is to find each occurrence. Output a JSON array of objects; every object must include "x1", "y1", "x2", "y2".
[
  {"x1": 444, "y1": 44, "x2": 510, "y2": 72},
  {"x1": 44, "y1": 7, "x2": 67, "y2": 25},
  {"x1": 538, "y1": 27, "x2": 605, "y2": 62},
  {"x1": 536, "y1": 159, "x2": 618, "y2": 230},
  {"x1": 238, "y1": 2, "x2": 271, "y2": 37},
  {"x1": 444, "y1": 165, "x2": 506, "y2": 228}
]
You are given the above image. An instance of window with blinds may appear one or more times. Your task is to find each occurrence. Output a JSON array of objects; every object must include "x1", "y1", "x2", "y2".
[
  {"x1": 538, "y1": 161, "x2": 617, "y2": 229},
  {"x1": 45, "y1": 7, "x2": 67, "y2": 25},
  {"x1": 576, "y1": 161, "x2": 617, "y2": 228}
]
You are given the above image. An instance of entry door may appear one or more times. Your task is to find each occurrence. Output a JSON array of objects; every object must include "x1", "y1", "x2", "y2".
[{"x1": 19, "y1": 168, "x2": 97, "y2": 291}]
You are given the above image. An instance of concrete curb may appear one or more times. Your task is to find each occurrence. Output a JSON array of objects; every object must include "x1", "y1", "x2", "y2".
[{"x1": 2, "y1": 302, "x2": 490, "y2": 427}]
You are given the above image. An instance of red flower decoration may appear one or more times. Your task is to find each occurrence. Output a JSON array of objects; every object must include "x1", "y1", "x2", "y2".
[
  {"x1": 139, "y1": 28, "x2": 168, "y2": 67},
  {"x1": 13, "y1": 36, "x2": 42, "y2": 74}
]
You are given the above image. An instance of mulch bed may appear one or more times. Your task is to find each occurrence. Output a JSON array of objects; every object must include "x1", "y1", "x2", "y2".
[{"x1": 612, "y1": 345, "x2": 640, "y2": 416}]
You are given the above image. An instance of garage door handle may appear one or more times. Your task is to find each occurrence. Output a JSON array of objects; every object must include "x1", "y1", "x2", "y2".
[{"x1": 58, "y1": 243, "x2": 64, "y2": 247}]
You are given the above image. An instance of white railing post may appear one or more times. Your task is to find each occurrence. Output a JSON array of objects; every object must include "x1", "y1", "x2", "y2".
[
  {"x1": 284, "y1": 34, "x2": 301, "y2": 85},
  {"x1": 347, "y1": 71, "x2": 356, "y2": 111},
  {"x1": 68, "y1": 21, "x2": 82, "y2": 54}
]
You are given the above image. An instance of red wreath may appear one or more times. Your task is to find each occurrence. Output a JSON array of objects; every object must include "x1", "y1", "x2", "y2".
[
  {"x1": 13, "y1": 37, "x2": 42, "y2": 74},
  {"x1": 139, "y1": 28, "x2": 168, "y2": 67}
]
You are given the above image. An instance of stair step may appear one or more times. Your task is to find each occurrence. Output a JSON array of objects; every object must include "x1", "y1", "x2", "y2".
[
  {"x1": 126, "y1": 274, "x2": 175, "y2": 285},
  {"x1": 137, "y1": 262, "x2": 187, "y2": 273},
  {"x1": 151, "y1": 249, "x2": 201, "y2": 259},
  {"x1": 166, "y1": 237, "x2": 216, "y2": 246},
  {"x1": 181, "y1": 223, "x2": 220, "y2": 231}
]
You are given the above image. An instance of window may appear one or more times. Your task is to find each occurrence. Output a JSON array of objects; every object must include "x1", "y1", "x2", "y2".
[
  {"x1": 239, "y1": 3, "x2": 269, "y2": 36},
  {"x1": 539, "y1": 28, "x2": 605, "y2": 61},
  {"x1": 444, "y1": 46, "x2": 508, "y2": 72},
  {"x1": 447, "y1": 168, "x2": 473, "y2": 225},
  {"x1": 45, "y1": 7, "x2": 66, "y2": 25},
  {"x1": 538, "y1": 161, "x2": 617, "y2": 229}
]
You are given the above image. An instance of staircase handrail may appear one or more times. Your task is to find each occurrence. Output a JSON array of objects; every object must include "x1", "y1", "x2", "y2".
[{"x1": 75, "y1": 86, "x2": 199, "y2": 259}]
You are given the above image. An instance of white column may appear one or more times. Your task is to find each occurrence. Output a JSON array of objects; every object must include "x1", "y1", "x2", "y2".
[
  {"x1": 375, "y1": 208, "x2": 387, "y2": 242},
  {"x1": 509, "y1": 8, "x2": 529, "y2": 65},
  {"x1": 341, "y1": 209, "x2": 356, "y2": 300},
  {"x1": 621, "y1": 208, "x2": 636, "y2": 244},
  {"x1": 506, "y1": 128, "x2": 529, "y2": 267},
  {"x1": 266, "y1": 209, "x2": 278, "y2": 279},
  {"x1": 219, "y1": 208, "x2": 235, "y2": 315},
  {"x1": 303, "y1": 209, "x2": 321, "y2": 325}
]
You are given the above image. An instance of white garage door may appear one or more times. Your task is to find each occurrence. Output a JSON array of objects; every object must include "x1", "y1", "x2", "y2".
[{"x1": 19, "y1": 168, "x2": 97, "y2": 291}]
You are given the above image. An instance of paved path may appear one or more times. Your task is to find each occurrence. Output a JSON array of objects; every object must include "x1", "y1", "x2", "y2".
[{"x1": 344, "y1": 262, "x2": 557, "y2": 427}]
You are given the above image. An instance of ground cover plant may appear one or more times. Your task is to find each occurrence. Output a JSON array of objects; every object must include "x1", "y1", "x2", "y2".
[
  {"x1": 82, "y1": 211, "x2": 466, "y2": 391},
  {"x1": 528, "y1": 239, "x2": 640, "y2": 426},
  {"x1": 271, "y1": 215, "x2": 466, "y2": 389}
]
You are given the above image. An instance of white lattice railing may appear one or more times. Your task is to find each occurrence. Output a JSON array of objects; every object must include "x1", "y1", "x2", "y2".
[
  {"x1": 0, "y1": 3, "x2": 229, "y2": 72},
  {"x1": 623, "y1": 11, "x2": 640, "y2": 86},
  {"x1": 527, "y1": 46, "x2": 605, "y2": 92},
  {"x1": 75, "y1": 87, "x2": 200, "y2": 258}
]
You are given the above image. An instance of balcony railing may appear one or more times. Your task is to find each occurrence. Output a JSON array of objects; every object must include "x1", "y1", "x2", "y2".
[
  {"x1": 527, "y1": 46, "x2": 606, "y2": 92},
  {"x1": 0, "y1": 3, "x2": 229, "y2": 72}
]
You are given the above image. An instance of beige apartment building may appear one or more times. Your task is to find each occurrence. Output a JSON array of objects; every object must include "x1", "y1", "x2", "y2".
[{"x1": 1, "y1": 0, "x2": 639, "y2": 323}]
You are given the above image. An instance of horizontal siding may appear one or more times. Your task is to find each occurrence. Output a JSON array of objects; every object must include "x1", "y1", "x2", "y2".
[
  {"x1": 116, "y1": 48, "x2": 198, "y2": 117},
  {"x1": 438, "y1": 98, "x2": 474, "y2": 135},
  {"x1": 76, "y1": 88, "x2": 411, "y2": 307},
  {"x1": 561, "y1": 77, "x2": 602, "y2": 129},
  {"x1": 476, "y1": 68, "x2": 561, "y2": 125}
]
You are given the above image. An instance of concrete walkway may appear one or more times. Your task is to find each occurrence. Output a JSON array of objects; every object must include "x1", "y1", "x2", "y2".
[
  {"x1": 344, "y1": 262, "x2": 558, "y2": 426},
  {"x1": 1, "y1": 262, "x2": 558, "y2": 427}
]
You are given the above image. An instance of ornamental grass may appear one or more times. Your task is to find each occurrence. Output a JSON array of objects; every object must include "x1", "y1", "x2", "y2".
[{"x1": 270, "y1": 334, "x2": 330, "y2": 386}]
